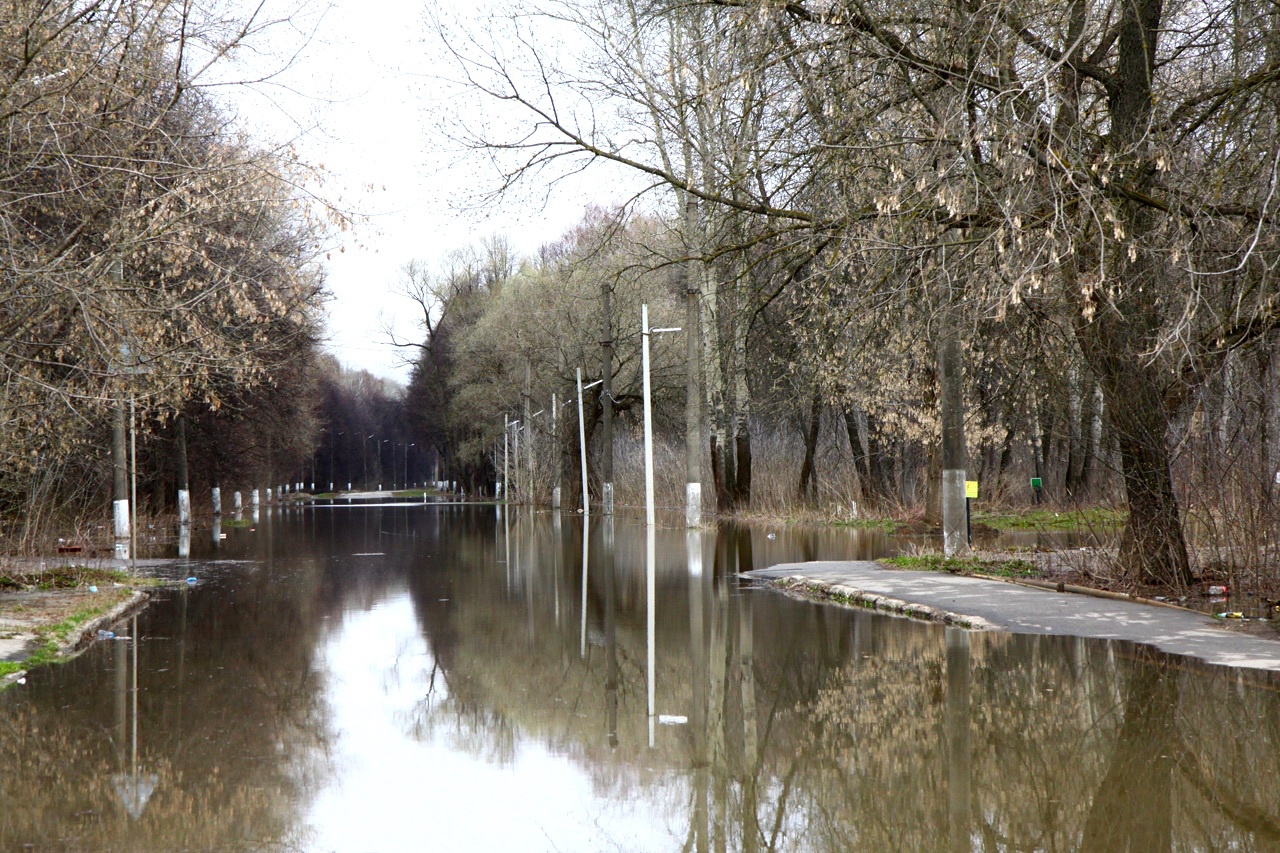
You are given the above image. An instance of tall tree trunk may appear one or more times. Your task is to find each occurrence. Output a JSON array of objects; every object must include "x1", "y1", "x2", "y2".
[
  {"x1": 938, "y1": 313, "x2": 968, "y2": 554},
  {"x1": 685, "y1": 232, "x2": 703, "y2": 526},
  {"x1": 175, "y1": 412, "x2": 189, "y2": 493},
  {"x1": 730, "y1": 306, "x2": 751, "y2": 508},
  {"x1": 796, "y1": 390, "x2": 822, "y2": 502},
  {"x1": 113, "y1": 404, "x2": 128, "y2": 505},
  {"x1": 1073, "y1": 0, "x2": 1191, "y2": 587},
  {"x1": 1065, "y1": 363, "x2": 1089, "y2": 498},
  {"x1": 703, "y1": 267, "x2": 730, "y2": 512},
  {"x1": 1265, "y1": 333, "x2": 1280, "y2": 502}
]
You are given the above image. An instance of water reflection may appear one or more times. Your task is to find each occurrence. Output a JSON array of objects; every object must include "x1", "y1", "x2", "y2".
[{"x1": 1, "y1": 507, "x2": 1277, "y2": 851}]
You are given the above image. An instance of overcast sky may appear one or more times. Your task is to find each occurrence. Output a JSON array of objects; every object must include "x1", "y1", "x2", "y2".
[{"x1": 217, "y1": 0, "x2": 612, "y2": 384}]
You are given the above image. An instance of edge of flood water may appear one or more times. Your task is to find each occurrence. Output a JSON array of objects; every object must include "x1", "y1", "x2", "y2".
[{"x1": 765, "y1": 575, "x2": 1000, "y2": 630}]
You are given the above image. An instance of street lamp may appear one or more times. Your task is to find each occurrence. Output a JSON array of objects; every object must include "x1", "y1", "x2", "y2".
[
  {"x1": 642, "y1": 304, "x2": 681, "y2": 527},
  {"x1": 504, "y1": 416, "x2": 520, "y2": 502},
  {"x1": 577, "y1": 369, "x2": 603, "y2": 516}
]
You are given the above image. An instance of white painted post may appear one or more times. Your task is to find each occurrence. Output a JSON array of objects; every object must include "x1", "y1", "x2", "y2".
[
  {"x1": 113, "y1": 500, "x2": 130, "y2": 559},
  {"x1": 577, "y1": 369, "x2": 589, "y2": 515},
  {"x1": 251, "y1": 489, "x2": 260, "y2": 509},
  {"x1": 233, "y1": 491, "x2": 243, "y2": 512},
  {"x1": 552, "y1": 392, "x2": 561, "y2": 510},
  {"x1": 211, "y1": 487, "x2": 222, "y2": 516},
  {"x1": 177, "y1": 489, "x2": 191, "y2": 526},
  {"x1": 642, "y1": 305, "x2": 655, "y2": 527}
]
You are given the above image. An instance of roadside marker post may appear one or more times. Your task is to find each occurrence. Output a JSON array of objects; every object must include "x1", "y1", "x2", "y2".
[{"x1": 965, "y1": 480, "x2": 978, "y2": 546}]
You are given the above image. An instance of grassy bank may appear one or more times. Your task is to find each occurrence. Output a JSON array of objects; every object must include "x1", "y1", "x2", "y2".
[{"x1": 1, "y1": 566, "x2": 153, "y2": 684}]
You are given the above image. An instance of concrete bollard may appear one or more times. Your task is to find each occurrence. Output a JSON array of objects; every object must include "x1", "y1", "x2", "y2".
[
  {"x1": 212, "y1": 487, "x2": 222, "y2": 516},
  {"x1": 113, "y1": 499, "x2": 130, "y2": 559}
]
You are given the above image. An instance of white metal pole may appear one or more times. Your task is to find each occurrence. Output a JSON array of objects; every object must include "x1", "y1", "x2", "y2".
[
  {"x1": 503, "y1": 415, "x2": 509, "y2": 501},
  {"x1": 552, "y1": 393, "x2": 561, "y2": 509},
  {"x1": 577, "y1": 368, "x2": 589, "y2": 515},
  {"x1": 642, "y1": 304, "x2": 655, "y2": 527},
  {"x1": 129, "y1": 395, "x2": 137, "y2": 569}
]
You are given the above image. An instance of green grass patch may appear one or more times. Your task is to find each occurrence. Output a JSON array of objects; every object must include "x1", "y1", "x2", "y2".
[
  {"x1": 219, "y1": 516, "x2": 253, "y2": 528},
  {"x1": 973, "y1": 507, "x2": 1127, "y2": 531},
  {"x1": 884, "y1": 554, "x2": 1039, "y2": 578},
  {"x1": 393, "y1": 489, "x2": 428, "y2": 498},
  {"x1": 0, "y1": 593, "x2": 133, "y2": 684},
  {"x1": 830, "y1": 517, "x2": 900, "y2": 531},
  {"x1": 0, "y1": 566, "x2": 132, "y2": 591}
]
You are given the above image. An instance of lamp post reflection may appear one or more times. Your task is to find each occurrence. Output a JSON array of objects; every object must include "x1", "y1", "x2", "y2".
[
  {"x1": 112, "y1": 615, "x2": 157, "y2": 819},
  {"x1": 580, "y1": 516, "x2": 590, "y2": 659},
  {"x1": 646, "y1": 523, "x2": 656, "y2": 747}
]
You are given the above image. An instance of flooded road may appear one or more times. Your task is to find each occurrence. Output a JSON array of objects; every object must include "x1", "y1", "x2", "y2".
[{"x1": 2, "y1": 503, "x2": 1279, "y2": 851}]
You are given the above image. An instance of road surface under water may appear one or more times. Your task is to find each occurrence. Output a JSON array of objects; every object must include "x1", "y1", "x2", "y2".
[{"x1": 2, "y1": 502, "x2": 1278, "y2": 851}]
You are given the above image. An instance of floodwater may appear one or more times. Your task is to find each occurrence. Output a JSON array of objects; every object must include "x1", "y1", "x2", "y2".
[{"x1": 2, "y1": 503, "x2": 1279, "y2": 852}]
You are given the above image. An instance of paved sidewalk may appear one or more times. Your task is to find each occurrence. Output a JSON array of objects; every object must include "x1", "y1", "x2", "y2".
[{"x1": 747, "y1": 561, "x2": 1280, "y2": 672}]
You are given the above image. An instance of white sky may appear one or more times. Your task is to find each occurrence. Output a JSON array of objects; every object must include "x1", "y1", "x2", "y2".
[{"x1": 216, "y1": 0, "x2": 623, "y2": 384}]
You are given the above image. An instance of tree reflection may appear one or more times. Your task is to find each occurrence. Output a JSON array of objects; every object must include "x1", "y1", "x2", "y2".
[{"x1": 16, "y1": 509, "x2": 1271, "y2": 849}]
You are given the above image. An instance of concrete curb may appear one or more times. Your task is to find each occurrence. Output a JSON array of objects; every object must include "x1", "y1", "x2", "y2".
[
  {"x1": 771, "y1": 576, "x2": 1000, "y2": 631},
  {"x1": 1, "y1": 589, "x2": 151, "y2": 688},
  {"x1": 63, "y1": 589, "x2": 150, "y2": 651}
]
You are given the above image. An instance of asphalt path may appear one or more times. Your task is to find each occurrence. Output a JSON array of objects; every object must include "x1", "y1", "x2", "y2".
[{"x1": 747, "y1": 561, "x2": 1280, "y2": 672}]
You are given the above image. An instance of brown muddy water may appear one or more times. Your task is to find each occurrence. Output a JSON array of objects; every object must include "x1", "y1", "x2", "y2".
[{"x1": 2, "y1": 503, "x2": 1278, "y2": 851}]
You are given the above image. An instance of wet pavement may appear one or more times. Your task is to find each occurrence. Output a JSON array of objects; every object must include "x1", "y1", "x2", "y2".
[{"x1": 749, "y1": 560, "x2": 1280, "y2": 671}]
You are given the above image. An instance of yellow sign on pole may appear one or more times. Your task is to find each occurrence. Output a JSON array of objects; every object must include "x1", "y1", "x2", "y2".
[{"x1": 965, "y1": 480, "x2": 979, "y2": 499}]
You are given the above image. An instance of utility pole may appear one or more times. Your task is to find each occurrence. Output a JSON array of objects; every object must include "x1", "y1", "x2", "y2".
[{"x1": 524, "y1": 360, "x2": 533, "y2": 505}]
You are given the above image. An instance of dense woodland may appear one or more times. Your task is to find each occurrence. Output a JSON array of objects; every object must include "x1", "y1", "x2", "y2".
[
  {"x1": 3, "y1": 0, "x2": 1279, "y2": 591},
  {"x1": 0, "y1": 0, "x2": 336, "y2": 547},
  {"x1": 405, "y1": 0, "x2": 1280, "y2": 587}
]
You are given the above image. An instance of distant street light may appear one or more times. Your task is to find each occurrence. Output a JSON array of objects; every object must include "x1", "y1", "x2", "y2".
[
  {"x1": 577, "y1": 369, "x2": 603, "y2": 516},
  {"x1": 504, "y1": 416, "x2": 521, "y2": 502}
]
